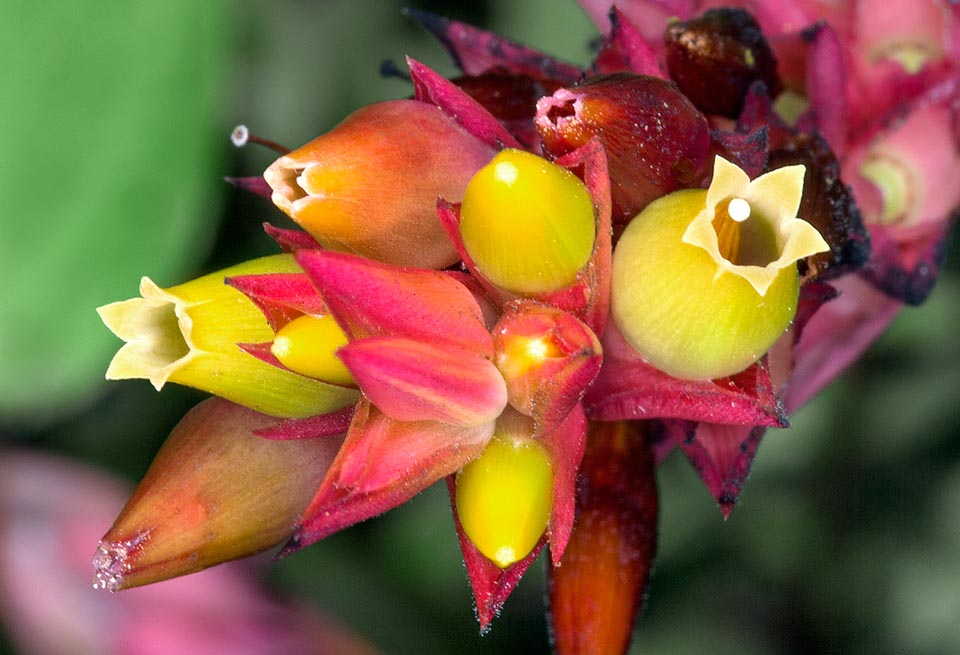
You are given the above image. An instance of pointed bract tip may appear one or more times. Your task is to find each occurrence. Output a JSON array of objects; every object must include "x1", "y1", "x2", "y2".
[
  {"x1": 400, "y1": 6, "x2": 436, "y2": 25},
  {"x1": 224, "y1": 176, "x2": 273, "y2": 198}
]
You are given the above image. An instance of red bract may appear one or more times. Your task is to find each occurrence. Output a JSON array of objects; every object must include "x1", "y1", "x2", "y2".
[
  {"x1": 281, "y1": 251, "x2": 501, "y2": 547},
  {"x1": 585, "y1": 321, "x2": 786, "y2": 428},
  {"x1": 591, "y1": 7, "x2": 665, "y2": 78},
  {"x1": 258, "y1": 251, "x2": 601, "y2": 579},
  {"x1": 405, "y1": 8, "x2": 582, "y2": 83},
  {"x1": 448, "y1": 405, "x2": 588, "y2": 631}
]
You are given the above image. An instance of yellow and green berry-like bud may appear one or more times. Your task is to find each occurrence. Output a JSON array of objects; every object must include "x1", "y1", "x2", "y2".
[
  {"x1": 459, "y1": 148, "x2": 595, "y2": 295},
  {"x1": 456, "y1": 412, "x2": 553, "y2": 568},
  {"x1": 611, "y1": 156, "x2": 829, "y2": 380},
  {"x1": 271, "y1": 314, "x2": 355, "y2": 386}
]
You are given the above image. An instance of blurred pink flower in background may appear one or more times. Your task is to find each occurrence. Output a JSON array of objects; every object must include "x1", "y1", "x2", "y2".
[{"x1": 0, "y1": 452, "x2": 378, "y2": 655}]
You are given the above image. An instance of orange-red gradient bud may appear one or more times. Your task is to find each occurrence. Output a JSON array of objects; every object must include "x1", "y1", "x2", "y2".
[
  {"x1": 264, "y1": 100, "x2": 495, "y2": 269},
  {"x1": 93, "y1": 398, "x2": 341, "y2": 591}
]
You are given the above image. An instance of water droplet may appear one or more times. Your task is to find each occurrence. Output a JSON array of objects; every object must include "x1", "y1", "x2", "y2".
[{"x1": 91, "y1": 531, "x2": 151, "y2": 592}]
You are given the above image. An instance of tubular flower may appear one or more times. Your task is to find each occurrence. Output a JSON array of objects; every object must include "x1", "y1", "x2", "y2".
[
  {"x1": 97, "y1": 254, "x2": 358, "y2": 418},
  {"x1": 264, "y1": 99, "x2": 495, "y2": 269},
  {"x1": 91, "y1": 3, "x2": 957, "y2": 654},
  {"x1": 611, "y1": 156, "x2": 829, "y2": 380}
]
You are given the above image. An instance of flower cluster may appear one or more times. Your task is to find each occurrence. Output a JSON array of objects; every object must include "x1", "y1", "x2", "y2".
[{"x1": 94, "y1": 1, "x2": 960, "y2": 653}]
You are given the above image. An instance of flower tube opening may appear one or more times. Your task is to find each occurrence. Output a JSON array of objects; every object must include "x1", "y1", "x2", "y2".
[
  {"x1": 266, "y1": 159, "x2": 310, "y2": 210},
  {"x1": 612, "y1": 156, "x2": 829, "y2": 380},
  {"x1": 98, "y1": 277, "x2": 209, "y2": 391}
]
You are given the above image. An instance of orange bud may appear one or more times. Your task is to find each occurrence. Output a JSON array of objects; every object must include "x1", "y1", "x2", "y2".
[
  {"x1": 492, "y1": 302, "x2": 601, "y2": 432},
  {"x1": 93, "y1": 398, "x2": 342, "y2": 591},
  {"x1": 264, "y1": 100, "x2": 495, "y2": 269}
]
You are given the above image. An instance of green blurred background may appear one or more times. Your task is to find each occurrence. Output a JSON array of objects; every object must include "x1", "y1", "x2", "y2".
[{"x1": 2, "y1": 1, "x2": 959, "y2": 653}]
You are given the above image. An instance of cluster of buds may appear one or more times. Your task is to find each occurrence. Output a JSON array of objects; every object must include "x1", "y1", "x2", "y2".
[{"x1": 94, "y1": 1, "x2": 959, "y2": 653}]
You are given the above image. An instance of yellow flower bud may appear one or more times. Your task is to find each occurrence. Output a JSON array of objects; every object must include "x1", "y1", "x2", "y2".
[
  {"x1": 271, "y1": 314, "x2": 355, "y2": 386},
  {"x1": 97, "y1": 255, "x2": 358, "y2": 418},
  {"x1": 611, "y1": 156, "x2": 829, "y2": 380},
  {"x1": 460, "y1": 149, "x2": 596, "y2": 295},
  {"x1": 455, "y1": 412, "x2": 553, "y2": 568}
]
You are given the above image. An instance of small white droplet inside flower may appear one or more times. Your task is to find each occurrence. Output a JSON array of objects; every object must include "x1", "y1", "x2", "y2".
[
  {"x1": 493, "y1": 161, "x2": 519, "y2": 186},
  {"x1": 728, "y1": 197, "x2": 751, "y2": 222},
  {"x1": 231, "y1": 125, "x2": 250, "y2": 147}
]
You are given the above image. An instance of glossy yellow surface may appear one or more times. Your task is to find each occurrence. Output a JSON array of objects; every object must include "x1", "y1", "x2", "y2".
[
  {"x1": 456, "y1": 430, "x2": 553, "y2": 568},
  {"x1": 460, "y1": 149, "x2": 595, "y2": 294},
  {"x1": 271, "y1": 314, "x2": 354, "y2": 386}
]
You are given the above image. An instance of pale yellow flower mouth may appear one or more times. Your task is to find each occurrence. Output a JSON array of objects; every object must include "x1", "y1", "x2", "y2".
[
  {"x1": 98, "y1": 277, "x2": 198, "y2": 391},
  {"x1": 681, "y1": 156, "x2": 829, "y2": 296}
]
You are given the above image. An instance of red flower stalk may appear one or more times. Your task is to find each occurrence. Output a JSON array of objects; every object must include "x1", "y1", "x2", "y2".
[{"x1": 549, "y1": 420, "x2": 658, "y2": 655}]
